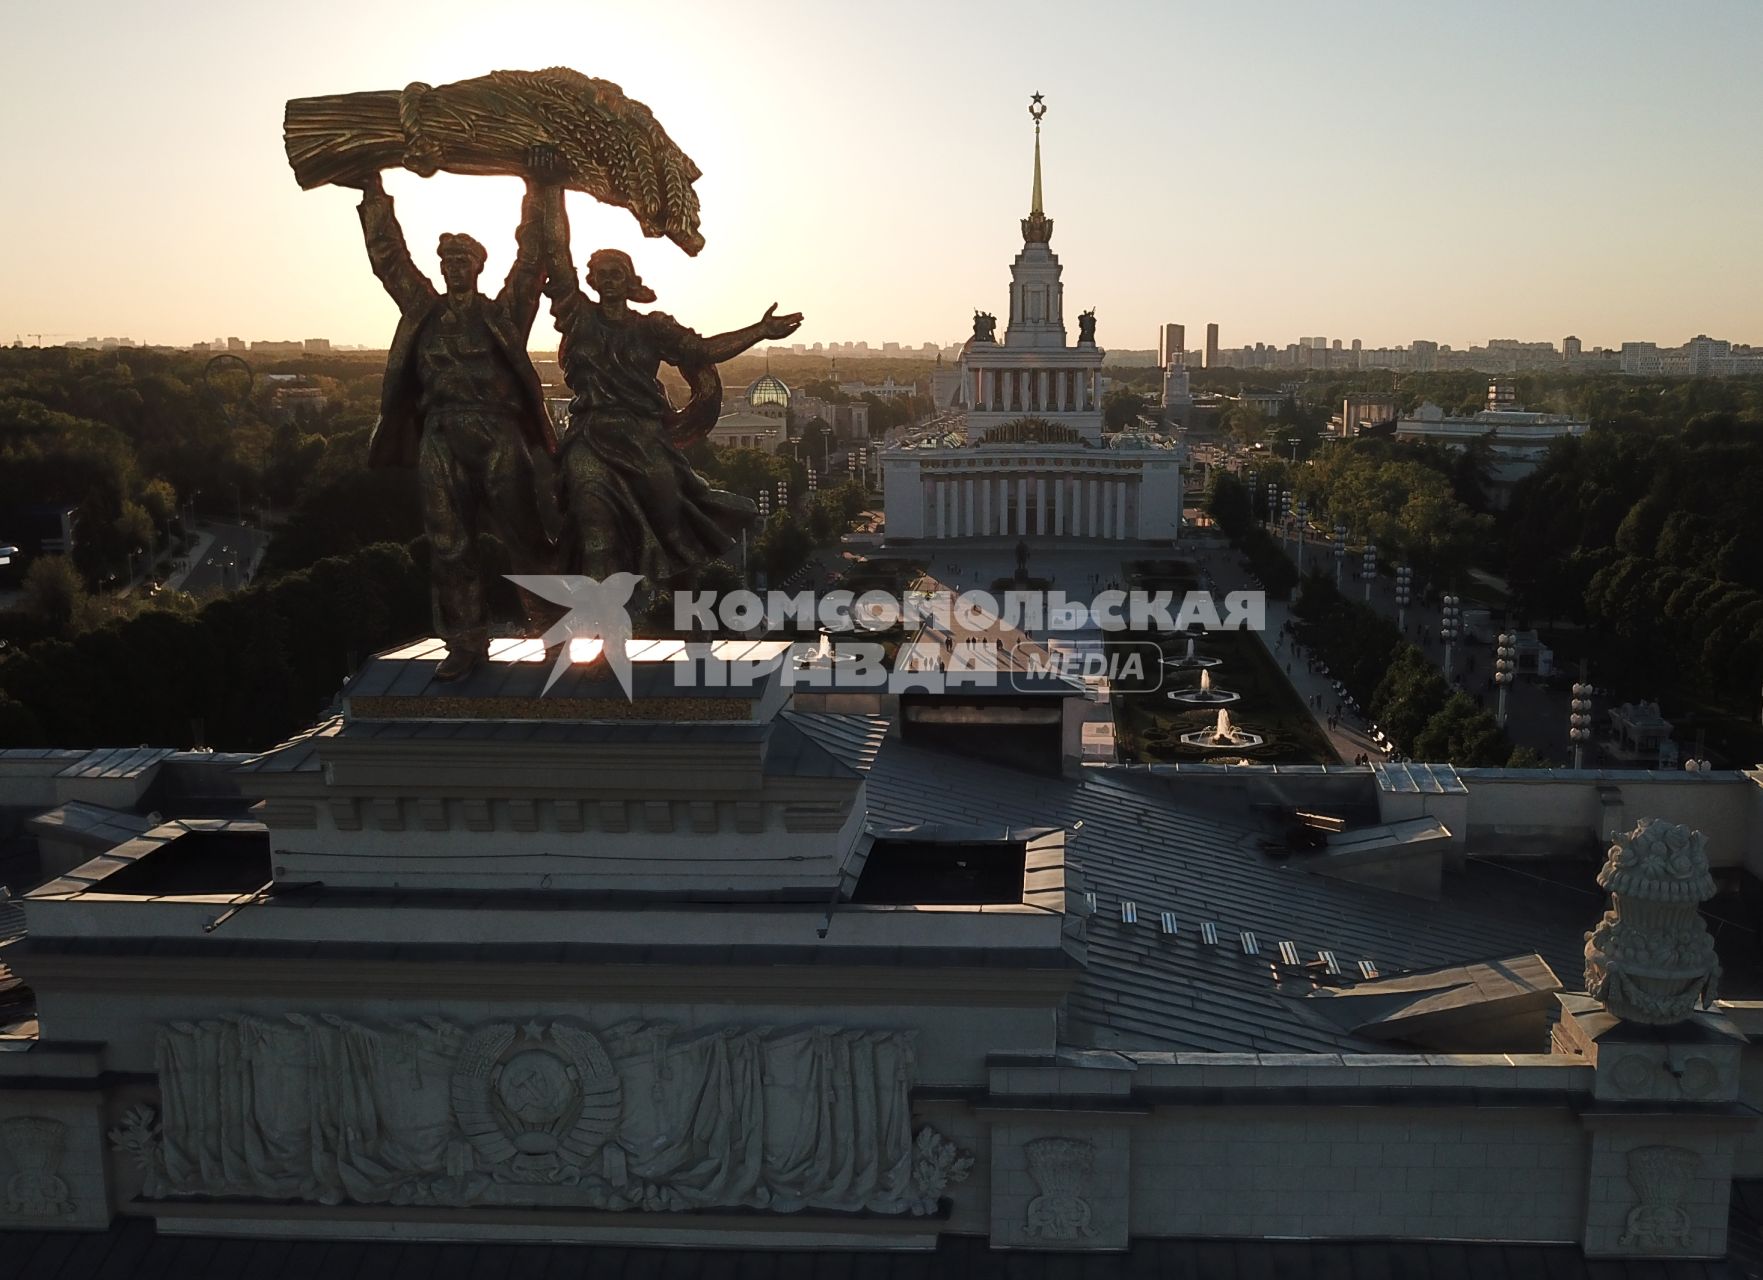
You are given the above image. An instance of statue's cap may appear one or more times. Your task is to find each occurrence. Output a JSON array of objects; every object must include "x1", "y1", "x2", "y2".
[{"x1": 437, "y1": 233, "x2": 488, "y2": 269}]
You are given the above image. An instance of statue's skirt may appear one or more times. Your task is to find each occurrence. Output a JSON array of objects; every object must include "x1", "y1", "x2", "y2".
[{"x1": 560, "y1": 410, "x2": 758, "y2": 583}]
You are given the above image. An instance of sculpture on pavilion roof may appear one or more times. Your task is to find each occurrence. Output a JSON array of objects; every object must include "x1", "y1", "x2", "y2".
[
  {"x1": 285, "y1": 68, "x2": 798, "y2": 678},
  {"x1": 1583, "y1": 816, "x2": 1721, "y2": 1024}
]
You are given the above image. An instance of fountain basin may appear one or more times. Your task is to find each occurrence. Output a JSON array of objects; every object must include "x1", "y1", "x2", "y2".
[
  {"x1": 1179, "y1": 709, "x2": 1264, "y2": 751},
  {"x1": 1167, "y1": 669, "x2": 1240, "y2": 705}
]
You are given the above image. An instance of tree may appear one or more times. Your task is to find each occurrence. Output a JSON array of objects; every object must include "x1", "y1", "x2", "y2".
[
  {"x1": 1412, "y1": 692, "x2": 1509, "y2": 767},
  {"x1": 1370, "y1": 646, "x2": 1451, "y2": 751},
  {"x1": 1102, "y1": 388, "x2": 1148, "y2": 432},
  {"x1": 138, "y1": 478, "x2": 179, "y2": 536},
  {"x1": 1223, "y1": 404, "x2": 1268, "y2": 446},
  {"x1": 114, "y1": 500, "x2": 155, "y2": 562},
  {"x1": 1206, "y1": 473, "x2": 1253, "y2": 541},
  {"x1": 753, "y1": 515, "x2": 814, "y2": 587},
  {"x1": 22, "y1": 556, "x2": 89, "y2": 636}
]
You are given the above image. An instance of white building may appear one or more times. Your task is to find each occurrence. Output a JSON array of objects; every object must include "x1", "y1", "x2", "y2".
[
  {"x1": 881, "y1": 97, "x2": 1183, "y2": 545},
  {"x1": 1393, "y1": 398, "x2": 1590, "y2": 507}
]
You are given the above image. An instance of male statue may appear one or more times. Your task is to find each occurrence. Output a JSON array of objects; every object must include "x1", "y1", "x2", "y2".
[{"x1": 345, "y1": 147, "x2": 564, "y2": 680}]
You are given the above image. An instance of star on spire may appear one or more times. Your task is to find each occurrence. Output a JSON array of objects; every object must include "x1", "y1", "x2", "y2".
[{"x1": 1022, "y1": 92, "x2": 1053, "y2": 243}]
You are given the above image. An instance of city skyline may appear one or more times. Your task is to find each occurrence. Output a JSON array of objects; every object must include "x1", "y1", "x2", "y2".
[{"x1": 4, "y1": 0, "x2": 1761, "y2": 350}]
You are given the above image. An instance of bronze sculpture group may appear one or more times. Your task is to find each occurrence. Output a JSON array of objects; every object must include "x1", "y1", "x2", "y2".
[{"x1": 288, "y1": 72, "x2": 802, "y2": 679}]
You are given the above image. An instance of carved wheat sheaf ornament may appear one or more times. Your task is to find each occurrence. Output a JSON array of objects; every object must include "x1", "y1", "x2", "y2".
[
  {"x1": 284, "y1": 68, "x2": 706, "y2": 255},
  {"x1": 2, "y1": 1116, "x2": 75, "y2": 1219},
  {"x1": 1022, "y1": 1136, "x2": 1097, "y2": 1241}
]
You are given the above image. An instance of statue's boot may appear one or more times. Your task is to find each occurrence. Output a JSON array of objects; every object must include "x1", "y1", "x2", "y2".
[{"x1": 435, "y1": 643, "x2": 486, "y2": 682}]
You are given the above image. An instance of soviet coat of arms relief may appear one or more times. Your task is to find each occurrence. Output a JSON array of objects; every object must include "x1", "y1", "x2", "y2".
[{"x1": 110, "y1": 1013, "x2": 973, "y2": 1216}]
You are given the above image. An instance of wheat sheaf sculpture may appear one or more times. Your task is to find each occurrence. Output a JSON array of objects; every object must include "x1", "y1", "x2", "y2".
[{"x1": 284, "y1": 67, "x2": 706, "y2": 255}]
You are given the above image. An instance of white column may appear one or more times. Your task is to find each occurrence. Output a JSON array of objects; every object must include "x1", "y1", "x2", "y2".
[
  {"x1": 1087, "y1": 478, "x2": 1100, "y2": 537},
  {"x1": 1035, "y1": 477, "x2": 1047, "y2": 535},
  {"x1": 964, "y1": 477, "x2": 975, "y2": 537},
  {"x1": 1116, "y1": 480, "x2": 1128, "y2": 540}
]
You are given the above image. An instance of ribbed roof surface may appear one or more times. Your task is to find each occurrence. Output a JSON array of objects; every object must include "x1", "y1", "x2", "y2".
[{"x1": 791, "y1": 714, "x2": 1598, "y2": 1054}]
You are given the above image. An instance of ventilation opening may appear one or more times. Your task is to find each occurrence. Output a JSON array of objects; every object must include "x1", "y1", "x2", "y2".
[{"x1": 851, "y1": 839, "x2": 1026, "y2": 905}]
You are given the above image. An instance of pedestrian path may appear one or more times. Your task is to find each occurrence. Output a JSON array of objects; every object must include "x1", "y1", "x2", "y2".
[{"x1": 162, "y1": 531, "x2": 215, "y2": 594}]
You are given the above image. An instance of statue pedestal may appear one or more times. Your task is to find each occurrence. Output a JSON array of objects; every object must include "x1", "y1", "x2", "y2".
[{"x1": 1556, "y1": 994, "x2": 1752, "y2": 1258}]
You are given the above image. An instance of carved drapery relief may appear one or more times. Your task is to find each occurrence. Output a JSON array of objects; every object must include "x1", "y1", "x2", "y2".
[
  {"x1": 115, "y1": 1014, "x2": 943, "y2": 1215},
  {"x1": 1619, "y1": 1145, "x2": 1699, "y2": 1251},
  {"x1": 1022, "y1": 1136, "x2": 1095, "y2": 1241},
  {"x1": 1584, "y1": 818, "x2": 1720, "y2": 1024},
  {"x1": 2, "y1": 1116, "x2": 75, "y2": 1219}
]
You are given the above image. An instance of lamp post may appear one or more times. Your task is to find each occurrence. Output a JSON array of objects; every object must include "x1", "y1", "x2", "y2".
[
  {"x1": 1494, "y1": 632, "x2": 1516, "y2": 729},
  {"x1": 807, "y1": 467, "x2": 819, "y2": 495},
  {"x1": 775, "y1": 478, "x2": 788, "y2": 511},
  {"x1": 1295, "y1": 499, "x2": 1308, "y2": 574},
  {"x1": 1287, "y1": 435, "x2": 1300, "y2": 464},
  {"x1": 1395, "y1": 564, "x2": 1412, "y2": 631},
  {"x1": 1361, "y1": 545, "x2": 1377, "y2": 603},
  {"x1": 1332, "y1": 521, "x2": 1346, "y2": 585},
  {"x1": 1569, "y1": 682, "x2": 1595, "y2": 770},
  {"x1": 1266, "y1": 482, "x2": 1278, "y2": 535},
  {"x1": 1440, "y1": 594, "x2": 1461, "y2": 677}
]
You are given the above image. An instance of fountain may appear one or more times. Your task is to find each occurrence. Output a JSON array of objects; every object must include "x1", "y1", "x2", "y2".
[
  {"x1": 1161, "y1": 635, "x2": 1222, "y2": 671},
  {"x1": 1180, "y1": 708, "x2": 1265, "y2": 750},
  {"x1": 793, "y1": 628, "x2": 862, "y2": 670},
  {"x1": 1167, "y1": 669, "x2": 1240, "y2": 706}
]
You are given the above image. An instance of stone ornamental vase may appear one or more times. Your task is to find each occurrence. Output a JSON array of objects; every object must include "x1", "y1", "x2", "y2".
[{"x1": 1584, "y1": 818, "x2": 1721, "y2": 1025}]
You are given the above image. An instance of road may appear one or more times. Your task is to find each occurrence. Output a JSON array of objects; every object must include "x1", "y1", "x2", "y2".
[
  {"x1": 175, "y1": 521, "x2": 268, "y2": 597},
  {"x1": 1266, "y1": 522, "x2": 1611, "y2": 767}
]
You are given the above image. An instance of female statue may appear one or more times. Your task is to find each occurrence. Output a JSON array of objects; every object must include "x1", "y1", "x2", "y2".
[{"x1": 539, "y1": 190, "x2": 802, "y2": 586}]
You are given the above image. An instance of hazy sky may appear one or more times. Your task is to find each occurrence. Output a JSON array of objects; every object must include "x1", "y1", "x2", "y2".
[{"x1": 3, "y1": 0, "x2": 1759, "y2": 352}]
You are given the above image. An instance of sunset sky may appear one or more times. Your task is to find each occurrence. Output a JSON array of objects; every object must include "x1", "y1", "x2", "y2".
[{"x1": 3, "y1": 0, "x2": 1760, "y2": 353}]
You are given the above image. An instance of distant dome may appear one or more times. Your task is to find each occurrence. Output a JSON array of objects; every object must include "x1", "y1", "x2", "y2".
[{"x1": 747, "y1": 373, "x2": 792, "y2": 409}]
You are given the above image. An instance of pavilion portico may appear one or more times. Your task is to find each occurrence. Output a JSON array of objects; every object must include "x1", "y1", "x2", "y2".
[{"x1": 884, "y1": 445, "x2": 1182, "y2": 543}]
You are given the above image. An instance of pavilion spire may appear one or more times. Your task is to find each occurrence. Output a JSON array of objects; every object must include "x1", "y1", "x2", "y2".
[{"x1": 1021, "y1": 92, "x2": 1053, "y2": 244}]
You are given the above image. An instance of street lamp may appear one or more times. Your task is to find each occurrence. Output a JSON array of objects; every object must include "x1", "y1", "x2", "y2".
[
  {"x1": 1494, "y1": 632, "x2": 1516, "y2": 729},
  {"x1": 1287, "y1": 435, "x2": 1300, "y2": 463},
  {"x1": 1266, "y1": 482, "x2": 1278, "y2": 534},
  {"x1": 807, "y1": 467, "x2": 819, "y2": 495},
  {"x1": 1361, "y1": 544, "x2": 1377, "y2": 603},
  {"x1": 1440, "y1": 594, "x2": 1461, "y2": 676},
  {"x1": 1395, "y1": 564, "x2": 1412, "y2": 631},
  {"x1": 1569, "y1": 682, "x2": 1595, "y2": 770},
  {"x1": 1332, "y1": 521, "x2": 1346, "y2": 584},
  {"x1": 775, "y1": 479, "x2": 788, "y2": 510},
  {"x1": 1295, "y1": 499, "x2": 1308, "y2": 573},
  {"x1": 758, "y1": 491, "x2": 771, "y2": 520}
]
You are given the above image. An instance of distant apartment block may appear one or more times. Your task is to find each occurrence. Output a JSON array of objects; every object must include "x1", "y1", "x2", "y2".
[{"x1": 1206, "y1": 332, "x2": 1759, "y2": 376}]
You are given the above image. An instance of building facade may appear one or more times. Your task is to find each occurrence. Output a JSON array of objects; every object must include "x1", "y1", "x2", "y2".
[{"x1": 881, "y1": 98, "x2": 1183, "y2": 545}]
